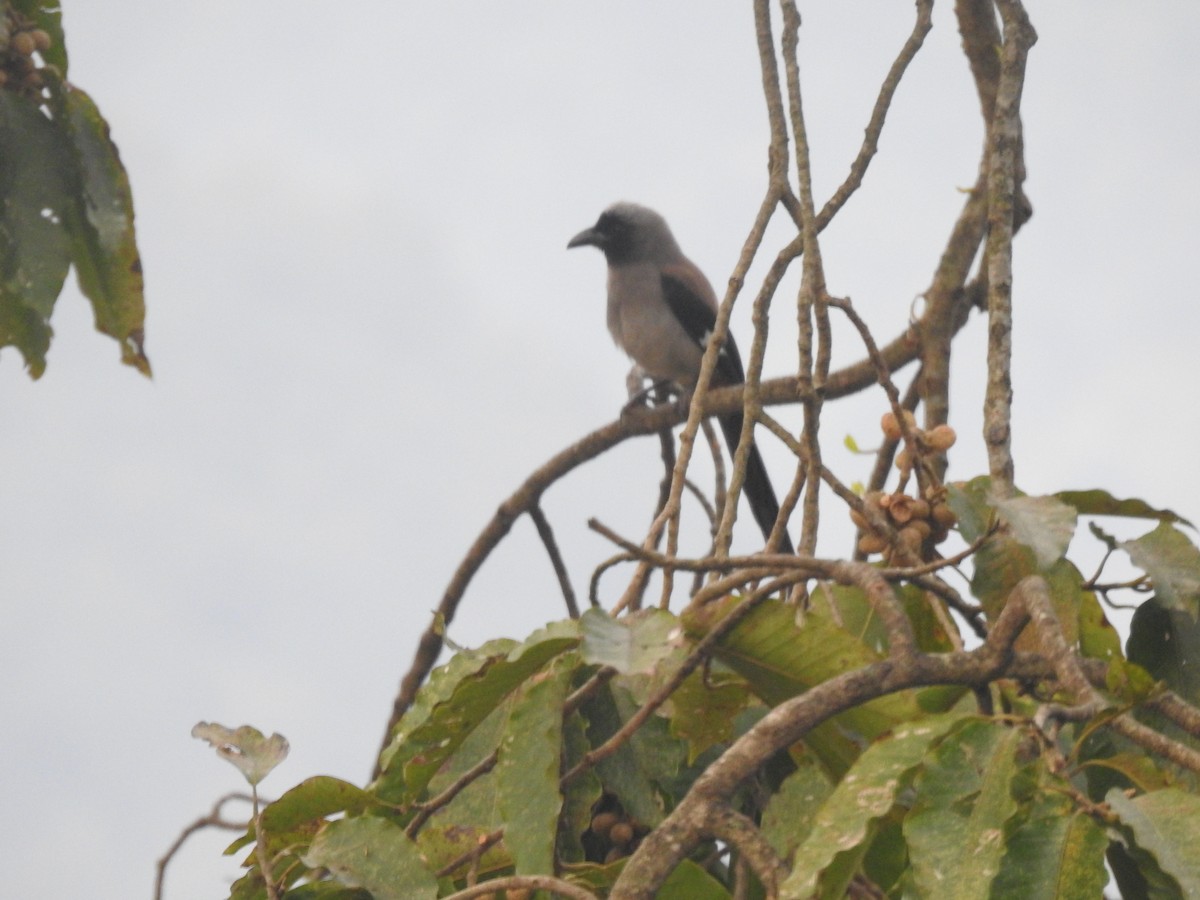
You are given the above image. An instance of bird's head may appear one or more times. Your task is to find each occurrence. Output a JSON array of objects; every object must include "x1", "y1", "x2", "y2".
[{"x1": 567, "y1": 202, "x2": 681, "y2": 265}]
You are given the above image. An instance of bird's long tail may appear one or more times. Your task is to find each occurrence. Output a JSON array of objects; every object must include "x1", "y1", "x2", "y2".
[{"x1": 718, "y1": 412, "x2": 793, "y2": 553}]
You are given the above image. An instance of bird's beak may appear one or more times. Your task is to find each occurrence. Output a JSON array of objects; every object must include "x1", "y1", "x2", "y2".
[{"x1": 567, "y1": 227, "x2": 600, "y2": 250}]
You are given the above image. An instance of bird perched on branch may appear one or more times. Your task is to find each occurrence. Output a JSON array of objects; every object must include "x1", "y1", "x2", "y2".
[{"x1": 568, "y1": 201, "x2": 792, "y2": 553}]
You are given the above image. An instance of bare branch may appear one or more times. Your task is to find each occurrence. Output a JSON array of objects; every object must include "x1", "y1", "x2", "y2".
[{"x1": 982, "y1": 0, "x2": 1037, "y2": 497}]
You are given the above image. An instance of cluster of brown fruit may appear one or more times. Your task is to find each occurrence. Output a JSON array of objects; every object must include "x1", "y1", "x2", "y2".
[
  {"x1": 584, "y1": 804, "x2": 648, "y2": 864},
  {"x1": 1, "y1": 21, "x2": 52, "y2": 94},
  {"x1": 851, "y1": 411, "x2": 958, "y2": 562}
]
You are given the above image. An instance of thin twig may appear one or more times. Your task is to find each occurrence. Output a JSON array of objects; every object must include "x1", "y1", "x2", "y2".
[
  {"x1": 155, "y1": 793, "x2": 254, "y2": 900},
  {"x1": 529, "y1": 503, "x2": 579, "y2": 619},
  {"x1": 589, "y1": 552, "x2": 637, "y2": 609},
  {"x1": 436, "y1": 828, "x2": 504, "y2": 879},
  {"x1": 816, "y1": 0, "x2": 934, "y2": 227},
  {"x1": 405, "y1": 751, "x2": 500, "y2": 839}
]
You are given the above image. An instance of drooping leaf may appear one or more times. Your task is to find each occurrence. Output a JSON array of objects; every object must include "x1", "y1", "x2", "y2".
[
  {"x1": 0, "y1": 92, "x2": 72, "y2": 376},
  {"x1": 990, "y1": 790, "x2": 1108, "y2": 900},
  {"x1": 1121, "y1": 524, "x2": 1200, "y2": 616},
  {"x1": 1107, "y1": 788, "x2": 1200, "y2": 897},
  {"x1": 579, "y1": 607, "x2": 678, "y2": 673},
  {"x1": 992, "y1": 493, "x2": 1078, "y2": 568},
  {"x1": 903, "y1": 720, "x2": 1023, "y2": 899},
  {"x1": 191, "y1": 722, "x2": 288, "y2": 786},
  {"x1": 496, "y1": 656, "x2": 574, "y2": 876},
  {"x1": 54, "y1": 82, "x2": 151, "y2": 375},
  {"x1": 302, "y1": 817, "x2": 438, "y2": 900},
  {"x1": 779, "y1": 712, "x2": 966, "y2": 898},
  {"x1": 1056, "y1": 489, "x2": 1193, "y2": 529}
]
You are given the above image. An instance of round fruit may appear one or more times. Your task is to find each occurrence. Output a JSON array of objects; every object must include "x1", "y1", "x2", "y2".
[
  {"x1": 11, "y1": 31, "x2": 35, "y2": 56},
  {"x1": 857, "y1": 532, "x2": 888, "y2": 555},
  {"x1": 925, "y1": 424, "x2": 958, "y2": 451},
  {"x1": 610, "y1": 822, "x2": 635, "y2": 847},
  {"x1": 931, "y1": 503, "x2": 958, "y2": 527}
]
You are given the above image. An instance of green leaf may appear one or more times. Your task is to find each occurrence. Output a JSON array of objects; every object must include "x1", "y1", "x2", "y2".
[
  {"x1": 191, "y1": 722, "x2": 288, "y2": 786},
  {"x1": 496, "y1": 656, "x2": 573, "y2": 876},
  {"x1": 559, "y1": 708, "x2": 603, "y2": 863},
  {"x1": 827, "y1": 582, "x2": 956, "y2": 655},
  {"x1": 1122, "y1": 524, "x2": 1200, "y2": 616},
  {"x1": 686, "y1": 596, "x2": 924, "y2": 775},
  {"x1": 779, "y1": 712, "x2": 966, "y2": 898},
  {"x1": 301, "y1": 818, "x2": 437, "y2": 900},
  {"x1": 1078, "y1": 588, "x2": 1122, "y2": 662},
  {"x1": 1056, "y1": 489, "x2": 1193, "y2": 529},
  {"x1": 415, "y1": 822, "x2": 510, "y2": 883},
  {"x1": 972, "y1": 545, "x2": 1086, "y2": 653},
  {"x1": 1078, "y1": 752, "x2": 1171, "y2": 795},
  {"x1": 375, "y1": 623, "x2": 578, "y2": 803},
  {"x1": 1128, "y1": 597, "x2": 1200, "y2": 705},
  {"x1": 761, "y1": 755, "x2": 835, "y2": 860},
  {"x1": 990, "y1": 791, "x2": 1108, "y2": 900},
  {"x1": 993, "y1": 493, "x2": 1077, "y2": 568},
  {"x1": 946, "y1": 477, "x2": 995, "y2": 544},
  {"x1": 0, "y1": 92, "x2": 73, "y2": 377},
  {"x1": 53, "y1": 81, "x2": 150, "y2": 375},
  {"x1": 578, "y1": 679, "x2": 684, "y2": 827},
  {"x1": 667, "y1": 669, "x2": 751, "y2": 764},
  {"x1": 657, "y1": 858, "x2": 733, "y2": 900},
  {"x1": 579, "y1": 607, "x2": 678, "y2": 673},
  {"x1": 262, "y1": 777, "x2": 372, "y2": 832},
  {"x1": 1107, "y1": 788, "x2": 1200, "y2": 897},
  {"x1": 903, "y1": 720, "x2": 1023, "y2": 899}
]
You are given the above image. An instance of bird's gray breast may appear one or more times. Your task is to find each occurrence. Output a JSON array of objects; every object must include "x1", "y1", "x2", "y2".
[{"x1": 606, "y1": 264, "x2": 704, "y2": 388}]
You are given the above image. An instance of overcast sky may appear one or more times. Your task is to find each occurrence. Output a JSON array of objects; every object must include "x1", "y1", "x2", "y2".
[{"x1": 1, "y1": 3, "x2": 1197, "y2": 897}]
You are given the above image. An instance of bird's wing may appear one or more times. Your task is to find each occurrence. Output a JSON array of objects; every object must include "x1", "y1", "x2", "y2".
[{"x1": 659, "y1": 263, "x2": 745, "y2": 385}]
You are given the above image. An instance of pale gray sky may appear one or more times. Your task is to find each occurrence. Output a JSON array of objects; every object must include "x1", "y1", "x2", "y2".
[{"x1": 1, "y1": 4, "x2": 1197, "y2": 897}]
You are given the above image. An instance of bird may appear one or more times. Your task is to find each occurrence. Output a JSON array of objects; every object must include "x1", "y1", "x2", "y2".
[{"x1": 568, "y1": 201, "x2": 793, "y2": 553}]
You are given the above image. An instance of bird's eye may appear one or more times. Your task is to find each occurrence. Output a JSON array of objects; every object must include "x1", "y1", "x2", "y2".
[{"x1": 596, "y1": 212, "x2": 626, "y2": 234}]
